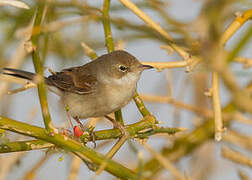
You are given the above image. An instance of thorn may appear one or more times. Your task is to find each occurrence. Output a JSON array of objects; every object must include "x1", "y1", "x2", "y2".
[
  {"x1": 234, "y1": 11, "x2": 242, "y2": 18},
  {"x1": 46, "y1": 67, "x2": 56, "y2": 75},
  {"x1": 24, "y1": 40, "x2": 35, "y2": 53},
  {"x1": 204, "y1": 88, "x2": 213, "y2": 97},
  {"x1": 215, "y1": 132, "x2": 222, "y2": 141}
]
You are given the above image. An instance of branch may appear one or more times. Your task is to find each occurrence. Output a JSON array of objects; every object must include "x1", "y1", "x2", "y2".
[
  {"x1": 118, "y1": 0, "x2": 184, "y2": 57},
  {"x1": 81, "y1": 42, "x2": 98, "y2": 60},
  {"x1": 93, "y1": 135, "x2": 127, "y2": 178},
  {"x1": 68, "y1": 156, "x2": 82, "y2": 180},
  {"x1": 133, "y1": 93, "x2": 151, "y2": 117},
  {"x1": 0, "y1": 116, "x2": 142, "y2": 180},
  {"x1": 226, "y1": 25, "x2": 252, "y2": 63},
  {"x1": 141, "y1": 61, "x2": 188, "y2": 71},
  {"x1": 222, "y1": 147, "x2": 252, "y2": 168},
  {"x1": 102, "y1": 0, "x2": 114, "y2": 53},
  {"x1": 143, "y1": 143, "x2": 186, "y2": 180},
  {"x1": 223, "y1": 129, "x2": 252, "y2": 151},
  {"x1": 221, "y1": 9, "x2": 252, "y2": 46},
  {"x1": 31, "y1": 2, "x2": 55, "y2": 132},
  {"x1": 80, "y1": 115, "x2": 156, "y2": 142},
  {"x1": 139, "y1": 94, "x2": 212, "y2": 118},
  {"x1": 0, "y1": 140, "x2": 53, "y2": 153},
  {"x1": 135, "y1": 127, "x2": 186, "y2": 139},
  {"x1": 21, "y1": 153, "x2": 51, "y2": 180},
  {"x1": 211, "y1": 72, "x2": 223, "y2": 141}
]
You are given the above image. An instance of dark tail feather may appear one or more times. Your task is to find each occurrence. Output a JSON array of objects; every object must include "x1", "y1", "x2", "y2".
[
  {"x1": 1, "y1": 68, "x2": 62, "y2": 95},
  {"x1": 1, "y1": 68, "x2": 37, "y2": 81}
]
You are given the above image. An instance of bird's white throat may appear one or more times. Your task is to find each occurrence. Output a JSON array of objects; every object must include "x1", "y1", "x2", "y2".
[{"x1": 104, "y1": 72, "x2": 141, "y2": 86}]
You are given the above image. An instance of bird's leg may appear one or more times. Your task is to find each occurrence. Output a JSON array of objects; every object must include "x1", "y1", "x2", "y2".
[
  {"x1": 65, "y1": 107, "x2": 95, "y2": 146},
  {"x1": 65, "y1": 106, "x2": 74, "y2": 129},
  {"x1": 65, "y1": 106, "x2": 84, "y2": 137},
  {"x1": 56, "y1": 107, "x2": 73, "y2": 137},
  {"x1": 73, "y1": 117, "x2": 97, "y2": 147},
  {"x1": 73, "y1": 116, "x2": 85, "y2": 131},
  {"x1": 104, "y1": 115, "x2": 127, "y2": 136},
  {"x1": 87, "y1": 126, "x2": 96, "y2": 148}
]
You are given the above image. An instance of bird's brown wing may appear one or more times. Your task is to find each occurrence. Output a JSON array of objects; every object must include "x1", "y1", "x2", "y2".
[{"x1": 47, "y1": 66, "x2": 97, "y2": 95}]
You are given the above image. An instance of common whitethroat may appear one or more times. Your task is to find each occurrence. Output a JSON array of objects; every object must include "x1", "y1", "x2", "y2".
[{"x1": 2, "y1": 50, "x2": 153, "y2": 129}]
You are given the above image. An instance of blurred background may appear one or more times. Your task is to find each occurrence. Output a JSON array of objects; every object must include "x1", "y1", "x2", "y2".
[{"x1": 0, "y1": 0, "x2": 252, "y2": 180}]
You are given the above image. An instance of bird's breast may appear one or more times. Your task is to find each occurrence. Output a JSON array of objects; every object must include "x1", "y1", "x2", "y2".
[
  {"x1": 106, "y1": 82, "x2": 137, "y2": 110},
  {"x1": 62, "y1": 81, "x2": 137, "y2": 119}
]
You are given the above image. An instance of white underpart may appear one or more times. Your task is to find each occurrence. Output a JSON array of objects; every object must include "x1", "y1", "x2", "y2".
[{"x1": 104, "y1": 72, "x2": 141, "y2": 86}]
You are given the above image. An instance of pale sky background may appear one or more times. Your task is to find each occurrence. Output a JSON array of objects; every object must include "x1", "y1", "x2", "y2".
[{"x1": 2, "y1": 0, "x2": 252, "y2": 180}]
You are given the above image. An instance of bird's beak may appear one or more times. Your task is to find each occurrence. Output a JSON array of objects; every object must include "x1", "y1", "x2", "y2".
[{"x1": 139, "y1": 64, "x2": 153, "y2": 70}]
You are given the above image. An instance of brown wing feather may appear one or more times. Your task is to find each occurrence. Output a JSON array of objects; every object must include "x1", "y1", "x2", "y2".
[{"x1": 47, "y1": 66, "x2": 97, "y2": 95}]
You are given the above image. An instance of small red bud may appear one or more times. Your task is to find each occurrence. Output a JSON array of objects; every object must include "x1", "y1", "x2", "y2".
[{"x1": 73, "y1": 126, "x2": 83, "y2": 137}]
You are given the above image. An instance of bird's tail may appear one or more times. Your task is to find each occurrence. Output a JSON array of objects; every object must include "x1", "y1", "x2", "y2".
[
  {"x1": 1, "y1": 68, "x2": 43, "y2": 82},
  {"x1": 1, "y1": 68, "x2": 37, "y2": 81},
  {"x1": 1, "y1": 68, "x2": 63, "y2": 95}
]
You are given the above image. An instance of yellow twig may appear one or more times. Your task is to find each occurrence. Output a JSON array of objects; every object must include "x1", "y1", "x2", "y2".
[
  {"x1": 238, "y1": 170, "x2": 250, "y2": 180},
  {"x1": 0, "y1": 152, "x2": 25, "y2": 179},
  {"x1": 211, "y1": 72, "x2": 223, "y2": 141},
  {"x1": 233, "y1": 56, "x2": 252, "y2": 69},
  {"x1": 92, "y1": 135, "x2": 128, "y2": 179},
  {"x1": 118, "y1": 0, "x2": 190, "y2": 60},
  {"x1": 68, "y1": 155, "x2": 82, "y2": 180},
  {"x1": 221, "y1": 9, "x2": 252, "y2": 46},
  {"x1": 21, "y1": 153, "x2": 51, "y2": 180},
  {"x1": 232, "y1": 112, "x2": 252, "y2": 125},
  {"x1": 223, "y1": 130, "x2": 252, "y2": 151},
  {"x1": 222, "y1": 146, "x2": 252, "y2": 168},
  {"x1": 141, "y1": 61, "x2": 188, "y2": 71},
  {"x1": 81, "y1": 42, "x2": 98, "y2": 60},
  {"x1": 140, "y1": 94, "x2": 212, "y2": 118},
  {"x1": 143, "y1": 143, "x2": 186, "y2": 180},
  {"x1": 31, "y1": 3, "x2": 55, "y2": 132},
  {"x1": 7, "y1": 82, "x2": 36, "y2": 95},
  {"x1": 119, "y1": 0, "x2": 172, "y2": 40}
]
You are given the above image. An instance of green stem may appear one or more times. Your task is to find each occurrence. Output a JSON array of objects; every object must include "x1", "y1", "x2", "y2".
[
  {"x1": 0, "y1": 115, "x2": 180, "y2": 159},
  {"x1": 135, "y1": 127, "x2": 183, "y2": 139},
  {"x1": 133, "y1": 93, "x2": 151, "y2": 117},
  {"x1": 0, "y1": 116, "x2": 143, "y2": 180},
  {"x1": 227, "y1": 25, "x2": 252, "y2": 63},
  {"x1": 0, "y1": 140, "x2": 53, "y2": 153},
  {"x1": 102, "y1": 0, "x2": 114, "y2": 53},
  {"x1": 102, "y1": 0, "x2": 124, "y2": 125},
  {"x1": 114, "y1": 110, "x2": 124, "y2": 125},
  {"x1": 0, "y1": 116, "x2": 180, "y2": 151},
  {"x1": 81, "y1": 115, "x2": 156, "y2": 142},
  {"x1": 31, "y1": 3, "x2": 54, "y2": 132}
]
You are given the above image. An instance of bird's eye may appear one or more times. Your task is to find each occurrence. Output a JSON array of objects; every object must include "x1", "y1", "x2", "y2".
[{"x1": 119, "y1": 65, "x2": 127, "y2": 72}]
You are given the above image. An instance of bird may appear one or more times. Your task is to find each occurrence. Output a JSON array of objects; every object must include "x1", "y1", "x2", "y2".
[{"x1": 1, "y1": 50, "x2": 153, "y2": 132}]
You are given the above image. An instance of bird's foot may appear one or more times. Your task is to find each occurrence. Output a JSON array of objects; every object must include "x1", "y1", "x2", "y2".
[
  {"x1": 104, "y1": 115, "x2": 127, "y2": 137},
  {"x1": 115, "y1": 121, "x2": 127, "y2": 137},
  {"x1": 87, "y1": 126, "x2": 96, "y2": 148},
  {"x1": 73, "y1": 117, "x2": 97, "y2": 147},
  {"x1": 58, "y1": 128, "x2": 74, "y2": 139}
]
